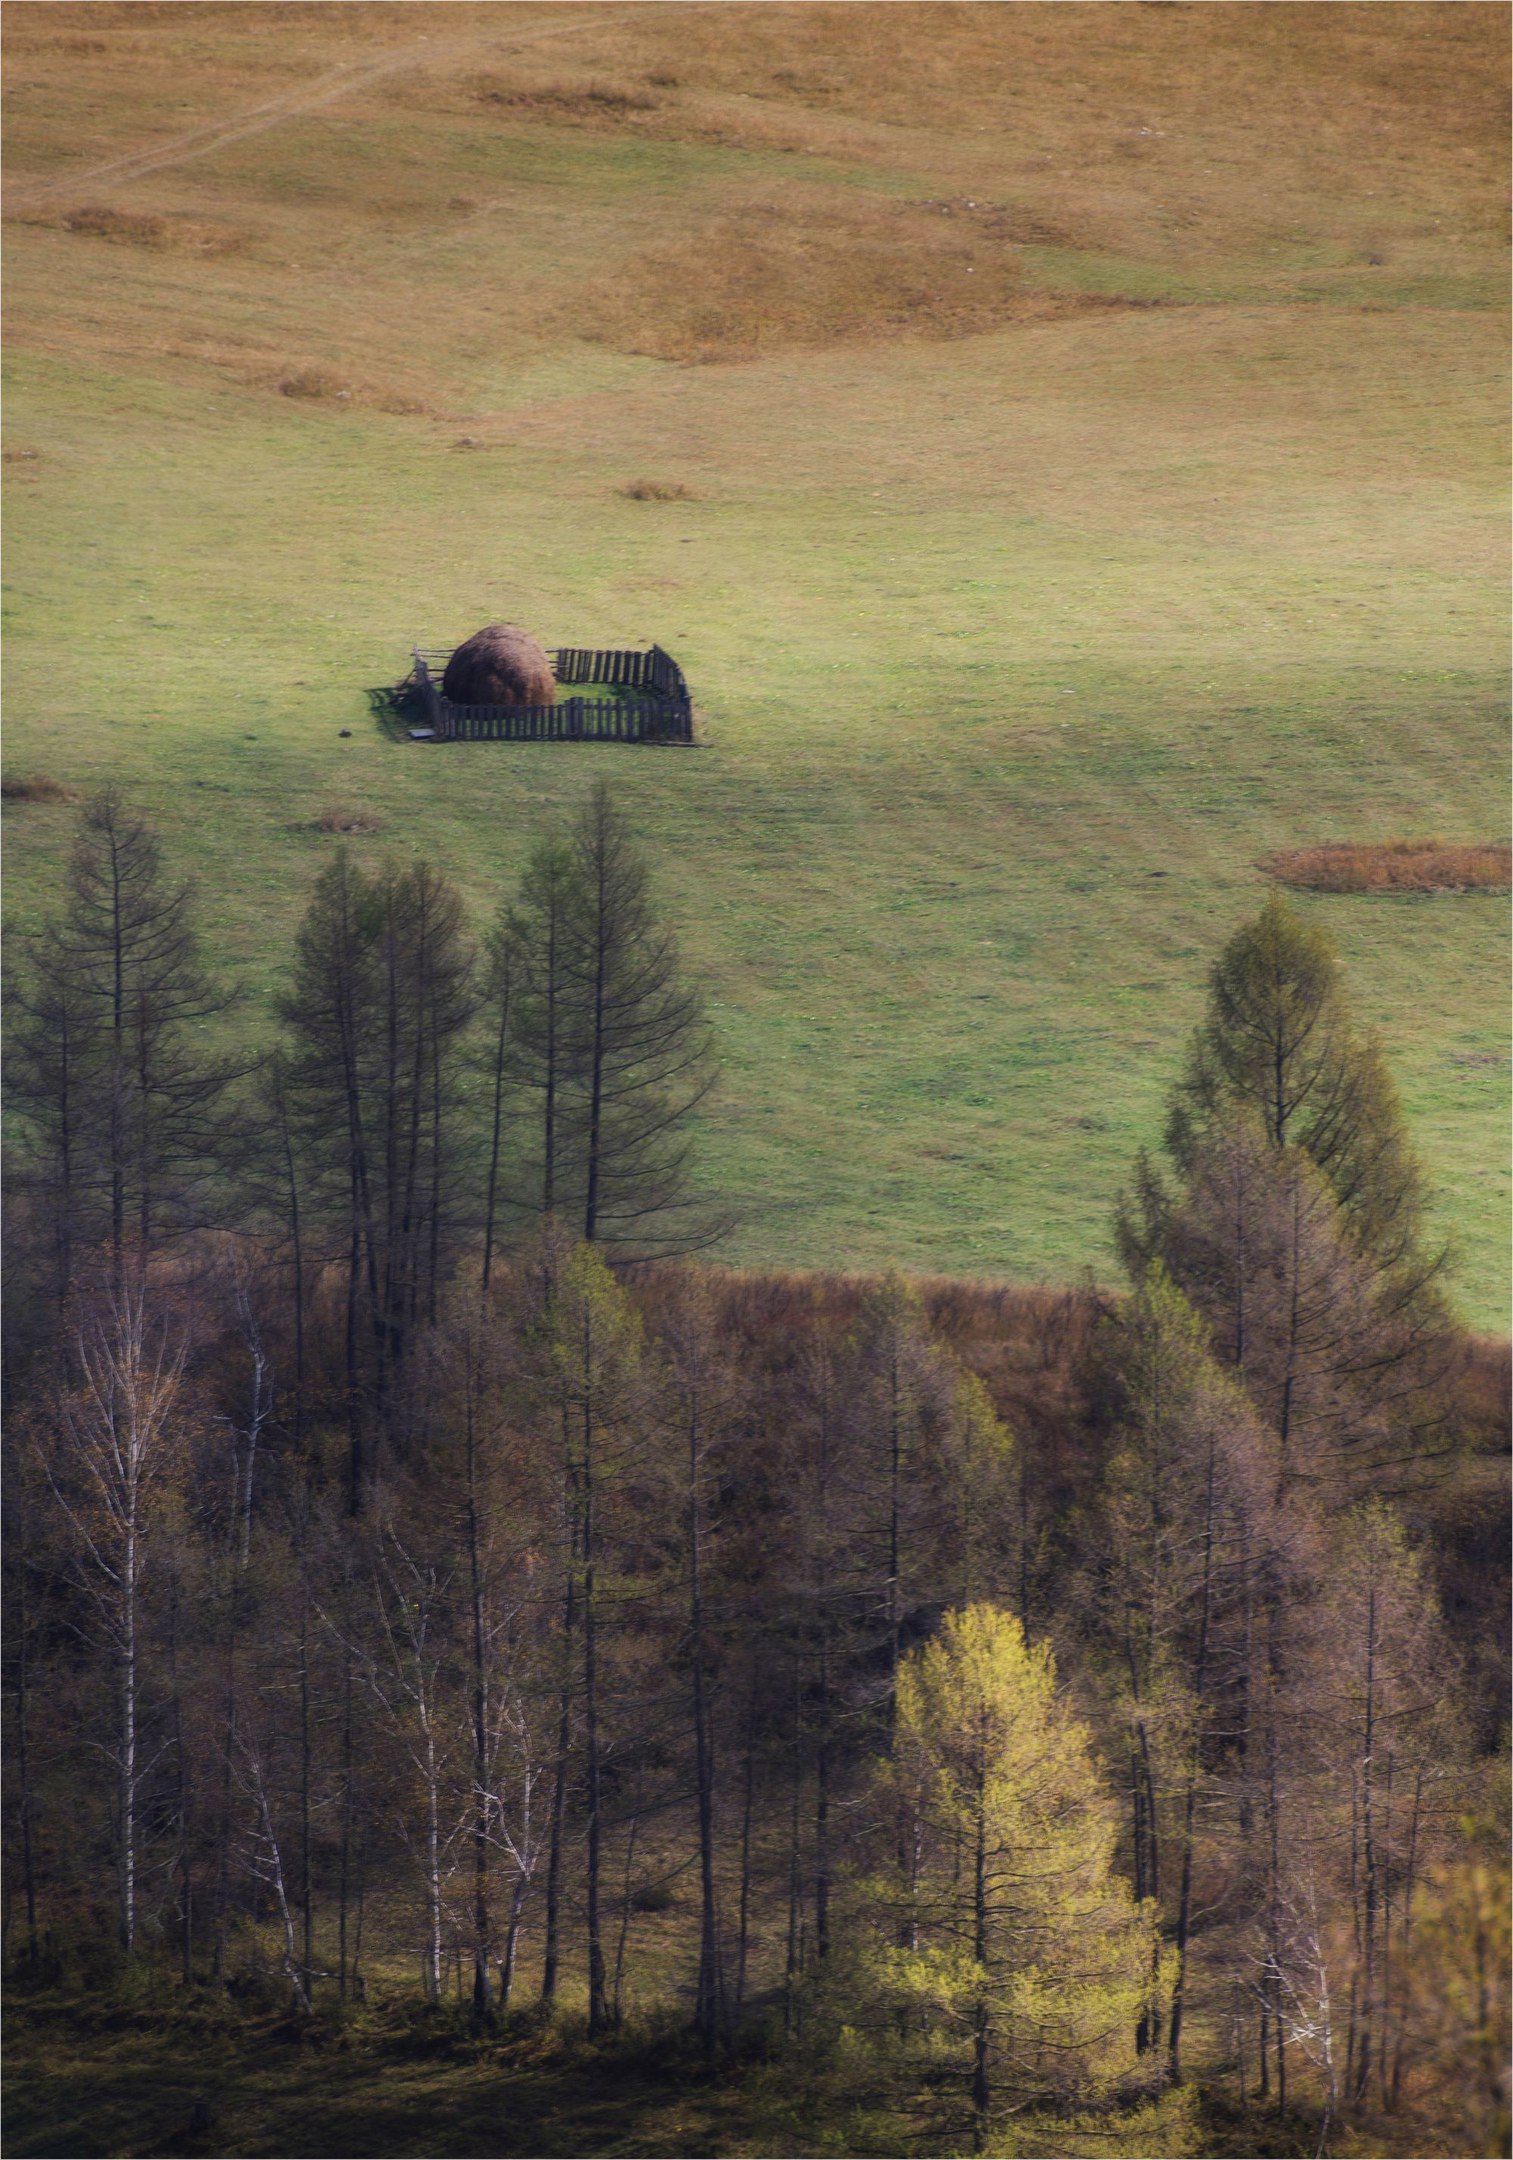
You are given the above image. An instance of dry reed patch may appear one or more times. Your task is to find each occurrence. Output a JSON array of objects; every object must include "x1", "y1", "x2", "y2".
[
  {"x1": 314, "y1": 805, "x2": 382, "y2": 835},
  {"x1": 618, "y1": 479, "x2": 698, "y2": 502},
  {"x1": 1, "y1": 772, "x2": 73, "y2": 802},
  {"x1": 1261, "y1": 839, "x2": 1511, "y2": 894},
  {"x1": 576, "y1": 192, "x2": 1032, "y2": 362}
]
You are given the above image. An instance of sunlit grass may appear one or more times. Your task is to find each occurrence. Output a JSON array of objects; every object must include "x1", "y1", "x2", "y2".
[{"x1": 2, "y1": 2, "x2": 1507, "y2": 1323}]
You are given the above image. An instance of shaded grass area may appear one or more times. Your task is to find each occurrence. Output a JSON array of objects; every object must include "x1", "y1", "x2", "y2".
[
  {"x1": 3, "y1": 1989, "x2": 806, "y2": 2160},
  {"x1": 1, "y1": 4, "x2": 1507, "y2": 1322}
]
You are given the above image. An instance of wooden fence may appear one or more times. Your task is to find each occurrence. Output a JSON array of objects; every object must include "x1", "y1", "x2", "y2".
[{"x1": 410, "y1": 644, "x2": 694, "y2": 744}]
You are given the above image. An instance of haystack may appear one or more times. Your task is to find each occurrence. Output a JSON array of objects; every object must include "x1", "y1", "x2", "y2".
[{"x1": 442, "y1": 624, "x2": 555, "y2": 708}]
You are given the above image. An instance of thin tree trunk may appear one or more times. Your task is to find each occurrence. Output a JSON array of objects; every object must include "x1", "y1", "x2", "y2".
[
  {"x1": 783, "y1": 1654, "x2": 803, "y2": 2038},
  {"x1": 1388, "y1": 1771, "x2": 1422, "y2": 2109},
  {"x1": 118, "y1": 1518, "x2": 138, "y2": 1956},
  {"x1": 611, "y1": 1799, "x2": 641, "y2": 2026},
  {"x1": 12, "y1": 1544, "x2": 40, "y2": 1965},
  {"x1": 1354, "y1": 1584, "x2": 1380, "y2": 2107},
  {"x1": 423, "y1": 1730, "x2": 443, "y2": 2006},
  {"x1": 169, "y1": 1580, "x2": 193, "y2": 1987},
  {"x1": 299, "y1": 1598, "x2": 315, "y2": 1995},
  {"x1": 972, "y1": 1714, "x2": 991, "y2": 2134},
  {"x1": 499, "y1": 1872, "x2": 528, "y2": 2010},
  {"x1": 1169, "y1": 1438, "x2": 1218, "y2": 2082},
  {"x1": 465, "y1": 1357, "x2": 492, "y2": 2023},
  {"x1": 582, "y1": 1374, "x2": 608, "y2": 2035},
  {"x1": 481, "y1": 976, "x2": 512, "y2": 1292},
  {"x1": 541, "y1": 1403, "x2": 577, "y2": 2009},
  {"x1": 338, "y1": 1644, "x2": 355, "y2": 2000},
  {"x1": 688, "y1": 1386, "x2": 722, "y2": 2051},
  {"x1": 736, "y1": 1688, "x2": 757, "y2": 2012},
  {"x1": 582, "y1": 858, "x2": 608, "y2": 1243}
]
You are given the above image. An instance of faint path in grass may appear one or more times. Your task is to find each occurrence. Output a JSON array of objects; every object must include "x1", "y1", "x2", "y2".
[{"x1": 3, "y1": 12, "x2": 632, "y2": 214}]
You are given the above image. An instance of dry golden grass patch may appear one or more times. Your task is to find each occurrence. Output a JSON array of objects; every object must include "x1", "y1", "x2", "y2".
[
  {"x1": 53, "y1": 202, "x2": 252, "y2": 254},
  {"x1": 573, "y1": 190, "x2": 1040, "y2": 363},
  {"x1": 1261, "y1": 839, "x2": 1511, "y2": 894}
]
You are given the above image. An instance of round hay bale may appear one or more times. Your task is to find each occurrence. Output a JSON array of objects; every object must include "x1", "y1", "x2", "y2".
[{"x1": 442, "y1": 624, "x2": 555, "y2": 708}]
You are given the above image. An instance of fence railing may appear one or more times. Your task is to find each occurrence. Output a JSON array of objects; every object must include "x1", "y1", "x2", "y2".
[{"x1": 409, "y1": 644, "x2": 693, "y2": 744}]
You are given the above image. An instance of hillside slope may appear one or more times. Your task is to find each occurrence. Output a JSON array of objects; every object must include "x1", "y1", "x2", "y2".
[{"x1": 3, "y1": 2, "x2": 1507, "y2": 1318}]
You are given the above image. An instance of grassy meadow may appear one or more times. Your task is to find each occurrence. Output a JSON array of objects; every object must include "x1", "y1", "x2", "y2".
[{"x1": 3, "y1": 2, "x2": 1508, "y2": 1321}]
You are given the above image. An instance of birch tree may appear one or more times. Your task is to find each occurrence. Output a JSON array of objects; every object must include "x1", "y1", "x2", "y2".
[{"x1": 41, "y1": 1284, "x2": 190, "y2": 1953}]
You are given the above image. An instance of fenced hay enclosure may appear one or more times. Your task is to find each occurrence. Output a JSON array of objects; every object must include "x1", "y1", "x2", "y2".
[{"x1": 408, "y1": 644, "x2": 694, "y2": 743}]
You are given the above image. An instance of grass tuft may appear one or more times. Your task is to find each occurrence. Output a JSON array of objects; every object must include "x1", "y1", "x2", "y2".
[
  {"x1": 314, "y1": 805, "x2": 382, "y2": 835},
  {"x1": 1262, "y1": 841, "x2": 1511, "y2": 895},
  {"x1": 279, "y1": 368, "x2": 355, "y2": 403},
  {"x1": 619, "y1": 479, "x2": 698, "y2": 502}
]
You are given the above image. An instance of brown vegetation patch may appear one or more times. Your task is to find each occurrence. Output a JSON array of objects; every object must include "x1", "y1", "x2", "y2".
[
  {"x1": 576, "y1": 192, "x2": 1033, "y2": 362},
  {"x1": 2, "y1": 772, "x2": 73, "y2": 802},
  {"x1": 58, "y1": 204, "x2": 251, "y2": 256},
  {"x1": 253, "y1": 363, "x2": 427, "y2": 416},
  {"x1": 618, "y1": 479, "x2": 697, "y2": 502},
  {"x1": 313, "y1": 805, "x2": 382, "y2": 835},
  {"x1": 1261, "y1": 840, "x2": 1511, "y2": 895},
  {"x1": 278, "y1": 366, "x2": 354, "y2": 402},
  {"x1": 469, "y1": 73, "x2": 663, "y2": 122}
]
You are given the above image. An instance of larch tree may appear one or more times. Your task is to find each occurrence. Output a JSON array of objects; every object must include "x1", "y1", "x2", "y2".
[
  {"x1": 657, "y1": 1271, "x2": 739, "y2": 2053},
  {"x1": 509, "y1": 839, "x2": 581, "y2": 1225},
  {"x1": 6, "y1": 789, "x2": 237, "y2": 1297},
  {"x1": 512, "y1": 1232, "x2": 653, "y2": 2031},
  {"x1": 278, "y1": 852, "x2": 474, "y2": 1498},
  {"x1": 1094, "y1": 1262, "x2": 1271, "y2": 2077},
  {"x1": 561, "y1": 783, "x2": 719, "y2": 1257},
  {"x1": 477, "y1": 910, "x2": 523, "y2": 1294},
  {"x1": 1312, "y1": 1499, "x2": 1463, "y2": 2113},
  {"x1": 1128, "y1": 1111, "x2": 1453, "y2": 1501},
  {"x1": 1163, "y1": 892, "x2": 1432, "y2": 1276},
  {"x1": 871, "y1": 1604, "x2": 1153, "y2": 2145}
]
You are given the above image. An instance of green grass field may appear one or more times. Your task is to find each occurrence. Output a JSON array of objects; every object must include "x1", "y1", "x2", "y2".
[{"x1": 4, "y1": 3, "x2": 1507, "y2": 1323}]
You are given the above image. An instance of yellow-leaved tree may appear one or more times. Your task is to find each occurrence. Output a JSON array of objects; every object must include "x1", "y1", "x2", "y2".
[{"x1": 869, "y1": 1603, "x2": 1157, "y2": 2149}]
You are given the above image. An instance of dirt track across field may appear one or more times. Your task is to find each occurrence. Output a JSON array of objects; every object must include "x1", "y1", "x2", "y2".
[{"x1": 3, "y1": 11, "x2": 629, "y2": 213}]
